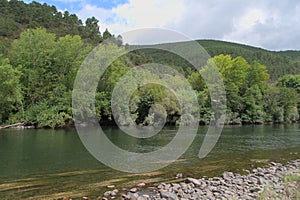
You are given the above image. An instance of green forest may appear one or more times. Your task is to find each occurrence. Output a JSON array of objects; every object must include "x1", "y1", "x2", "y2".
[{"x1": 0, "y1": 0, "x2": 299, "y2": 128}]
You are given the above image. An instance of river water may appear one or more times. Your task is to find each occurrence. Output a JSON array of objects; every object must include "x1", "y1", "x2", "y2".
[{"x1": 0, "y1": 124, "x2": 299, "y2": 199}]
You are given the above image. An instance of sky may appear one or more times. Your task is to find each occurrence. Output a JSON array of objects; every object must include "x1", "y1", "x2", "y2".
[{"x1": 26, "y1": 0, "x2": 300, "y2": 50}]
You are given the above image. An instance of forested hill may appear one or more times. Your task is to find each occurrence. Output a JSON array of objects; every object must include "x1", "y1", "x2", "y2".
[
  {"x1": 0, "y1": 0, "x2": 117, "y2": 54},
  {"x1": 141, "y1": 40, "x2": 300, "y2": 80},
  {"x1": 1, "y1": 0, "x2": 300, "y2": 80}
]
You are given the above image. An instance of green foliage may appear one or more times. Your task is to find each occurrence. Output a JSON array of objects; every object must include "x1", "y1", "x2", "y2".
[
  {"x1": 141, "y1": 40, "x2": 300, "y2": 80},
  {"x1": 283, "y1": 173, "x2": 300, "y2": 182},
  {"x1": 188, "y1": 72, "x2": 206, "y2": 91},
  {"x1": 83, "y1": 17, "x2": 102, "y2": 45},
  {"x1": 276, "y1": 74, "x2": 300, "y2": 120},
  {"x1": 95, "y1": 92, "x2": 111, "y2": 121},
  {"x1": 0, "y1": 0, "x2": 121, "y2": 57},
  {"x1": 264, "y1": 86, "x2": 299, "y2": 123},
  {"x1": 0, "y1": 11, "x2": 299, "y2": 127},
  {"x1": 188, "y1": 53, "x2": 299, "y2": 125},
  {"x1": 24, "y1": 100, "x2": 72, "y2": 128},
  {"x1": 241, "y1": 85, "x2": 266, "y2": 124},
  {"x1": 135, "y1": 94, "x2": 155, "y2": 124},
  {"x1": 4, "y1": 28, "x2": 90, "y2": 127},
  {"x1": 277, "y1": 74, "x2": 300, "y2": 93},
  {"x1": 0, "y1": 55, "x2": 22, "y2": 124},
  {"x1": 10, "y1": 28, "x2": 90, "y2": 108},
  {"x1": 246, "y1": 61, "x2": 270, "y2": 88},
  {"x1": 102, "y1": 28, "x2": 112, "y2": 41}
]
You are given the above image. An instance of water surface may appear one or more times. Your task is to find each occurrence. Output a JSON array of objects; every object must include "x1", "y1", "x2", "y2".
[{"x1": 0, "y1": 124, "x2": 299, "y2": 199}]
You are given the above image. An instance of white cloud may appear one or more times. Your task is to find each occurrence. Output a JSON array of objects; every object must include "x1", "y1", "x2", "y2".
[
  {"x1": 111, "y1": 0, "x2": 185, "y2": 30},
  {"x1": 238, "y1": 9, "x2": 266, "y2": 30},
  {"x1": 76, "y1": 0, "x2": 300, "y2": 50},
  {"x1": 223, "y1": 1, "x2": 300, "y2": 50},
  {"x1": 77, "y1": 4, "x2": 111, "y2": 24}
]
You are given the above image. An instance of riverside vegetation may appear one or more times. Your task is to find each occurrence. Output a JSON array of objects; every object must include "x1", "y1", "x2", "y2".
[{"x1": 0, "y1": 0, "x2": 300, "y2": 128}]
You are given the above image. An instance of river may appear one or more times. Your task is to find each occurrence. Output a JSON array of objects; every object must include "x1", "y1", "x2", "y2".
[{"x1": 0, "y1": 124, "x2": 299, "y2": 199}]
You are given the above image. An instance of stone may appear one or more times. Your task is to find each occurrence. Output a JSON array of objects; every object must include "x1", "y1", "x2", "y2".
[
  {"x1": 127, "y1": 192, "x2": 138, "y2": 200},
  {"x1": 200, "y1": 181, "x2": 207, "y2": 189},
  {"x1": 160, "y1": 191, "x2": 177, "y2": 200},
  {"x1": 107, "y1": 185, "x2": 115, "y2": 189},
  {"x1": 171, "y1": 183, "x2": 181, "y2": 191},
  {"x1": 211, "y1": 180, "x2": 220, "y2": 186},
  {"x1": 113, "y1": 189, "x2": 119, "y2": 194},
  {"x1": 180, "y1": 182, "x2": 188, "y2": 189},
  {"x1": 127, "y1": 160, "x2": 300, "y2": 200},
  {"x1": 130, "y1": 188, "x2": 138, "y2": 193},
  {"x1": 165, "y1": 184, "x2": 171, "y2": 190},
  {"x1": 187, "y1": 182, "x2": 195, "y2": 189},
  {"x1": 110, "y1": 191, "x2": 117, "y2": 196},
  {"x1": 177, "y1": 189, "x2": 184, "y2": 198},
  {"x1": 157, "y1": 184, "x2": 164, "y2": 189},
  {"x1": 122, "y1": 194, "x2": 130, "y2": 200},
  {"x1": 258, "y1": 177, "x2": 267, "y2": 185},
  {"x1": 232, "y1": 178, "x2": 243, "y2": 185},
  {"x1": 176, "y1": 173, "x2": 183, "y2": 179},
  {"x1": 250, "y1": 187, "x2": 260, "y2": 193},
  {"x1": 222, "y1": 172, "x2": 234, "y2": 180},
  {"x1": 240, "y1": 195, "x2": 253, "y2": 200},
  {"x1": 186, "y1": 178, "x2": 201, "y2": 186},
  {"x1": 103, "y1": 191, "x2": 111, "y2": 197},
  {"x1": 137, "y1": 182, "x2": 146, "y2": 187}
]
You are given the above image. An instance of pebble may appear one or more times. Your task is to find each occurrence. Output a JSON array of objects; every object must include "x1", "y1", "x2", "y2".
[
  {"x1": 130, "y1": 188, "x2": 138, "y2": 193},
  {"x1": 137, "y1": 182, "x2": 146, "y2": 187},
  {"x1": 176, "y1": 173, "x2": 183, "y2": 179}
]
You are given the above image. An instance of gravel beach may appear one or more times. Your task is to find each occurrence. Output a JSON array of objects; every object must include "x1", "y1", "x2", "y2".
[{"x1": 101, "y1": 160, "x2": 300, "y2": 200}]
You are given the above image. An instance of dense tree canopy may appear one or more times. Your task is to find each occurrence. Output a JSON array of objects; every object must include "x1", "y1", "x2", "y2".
[
  {"x1": 188, "y1": 55, "x2": 299, "y2": 125},
  {"x1": 142, "y1": 40, "x2": 300, "y2": 80},
  {"x1": 0, "y1": 0, "x2": 118, "y2": 56}
]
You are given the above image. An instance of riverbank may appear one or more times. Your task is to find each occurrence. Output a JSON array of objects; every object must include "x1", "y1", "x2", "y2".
[
  {"x1": 0, "y1": 121, "x2": 299, "y2": 130},
  {"x1": 99, "y1": 160, "x2": 300, "y2": 200}
]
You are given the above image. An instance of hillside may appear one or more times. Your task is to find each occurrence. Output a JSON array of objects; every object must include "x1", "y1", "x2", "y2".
[
  {"x1": 140, "y1": 40, "x2": 300, "y2": 80},
  {"x1": 0, "y1": 0, "x2": 299, "y2": 80},
  {"x1": 0, "y1": 0, "x2": 115, "y2": 55}
]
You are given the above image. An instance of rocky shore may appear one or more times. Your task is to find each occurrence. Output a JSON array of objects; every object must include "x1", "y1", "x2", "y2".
[{"x1": 100, "y1": 160, "x2": 300, "y2": 200}]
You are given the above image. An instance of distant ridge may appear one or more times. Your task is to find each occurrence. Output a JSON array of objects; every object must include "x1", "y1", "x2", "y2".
[{"x1": 139, "y1": 39, "x2": 300, "y2": 80}]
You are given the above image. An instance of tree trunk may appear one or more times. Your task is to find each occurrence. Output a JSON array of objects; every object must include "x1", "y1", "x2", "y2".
[{"x1": 0, "y1": 122, "x2": 25, "y2": 129}]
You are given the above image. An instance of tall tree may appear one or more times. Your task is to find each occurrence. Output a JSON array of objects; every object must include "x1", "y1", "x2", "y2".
[
  {"x1": 11, "y1": 28, "x2": 56, "y2": 105},
  {"x1": 84, "y1": 17, "x2": 102, "y2": 44}
]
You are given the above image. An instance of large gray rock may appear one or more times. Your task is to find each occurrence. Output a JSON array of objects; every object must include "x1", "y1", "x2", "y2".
[{"x1": 186, "y1": 178, "x2": 201, "y2": 186}]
